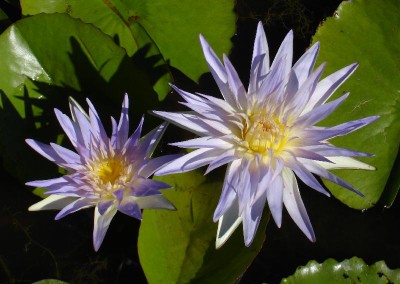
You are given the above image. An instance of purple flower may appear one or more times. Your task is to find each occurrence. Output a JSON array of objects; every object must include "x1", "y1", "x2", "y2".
[
  {"x1": 153, "y1": 23, "x2": 379, "y2": 248},
  {"x1": 26, "y1": 94, "x2": 179, "y2": 251}
]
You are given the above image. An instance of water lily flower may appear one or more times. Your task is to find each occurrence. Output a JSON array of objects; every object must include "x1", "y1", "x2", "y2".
[
  {"x1": 154, "y1": 22, "x2": 379, "y2": 248},
  {"x1": 26, "y1": 94, "x2": 179, "y2": 251}
]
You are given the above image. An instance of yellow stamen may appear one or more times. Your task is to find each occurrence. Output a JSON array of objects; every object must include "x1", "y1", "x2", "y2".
[
  {"x1": 244, "y1": 114, "x2": 287, "y2": 155},
  {"x1": 96, "y1": 158, "x2": 124, "y2": 184}
]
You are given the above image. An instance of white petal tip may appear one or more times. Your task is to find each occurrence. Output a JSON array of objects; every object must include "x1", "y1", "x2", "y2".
[
  {"x1": 28, "y1": 205, "x2": 39, "y2": 211},
  {"x1": 199, "y1": 34, "x2": 207, "y2": 46},
  {"x1": 93, "y1": 243, "x2": 100, "y2": 252},
  {"x1": 215, "y1": 238, "x2": 224, "y2": 250}
]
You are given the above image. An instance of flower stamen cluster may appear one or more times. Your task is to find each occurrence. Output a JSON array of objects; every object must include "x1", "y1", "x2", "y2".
[
  {"x1": 153, "y1": 22, "x2": 378, "y2": 248},
  {"x1": 26, "y1": 94, "x2": 180, "y2": 251},
  {"x1": 243, "y1": 113, "x2": 287, "y2": 155}
]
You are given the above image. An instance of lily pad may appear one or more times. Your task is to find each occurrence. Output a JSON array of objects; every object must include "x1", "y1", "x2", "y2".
[
  {"x1": 138, "y1": 170, "x2": 270, "y2": 284},
  {"x1": 33, "y1": 280, "x2": 69, "y2": 284},
  {"x1": 0, "y1": 13, "x2": 156, "y2": 180},
  {"x1": 281, "y1": 257, "x2": 400, "y2": 284},
  {"x1": 311, "y1": 0, "x2": 400, "y2": 209},
  {"x1": 21, "y1": 0, "x2": 236, "y2": 99}
]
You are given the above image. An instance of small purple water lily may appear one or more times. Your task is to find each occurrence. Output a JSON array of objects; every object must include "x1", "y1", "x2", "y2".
[
  {"x1": 26, "y1": 94, "x2": 179, "y2": 251},
  {"x1": 153, "y1": 22, "x2": 379, "y2": 248}
]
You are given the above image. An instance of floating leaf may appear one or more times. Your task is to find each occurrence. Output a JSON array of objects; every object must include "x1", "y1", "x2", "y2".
[
  {"x1": 32, "y1": 280, "x2": 69, "y2": 284},
  {"x1": 138, "y1": 170, "x2": 269, "y2": 284},
  {"x1": 21, "y1": 0, "x2": 236, "y2": 98},
  {"x1": 0, "y1": 13, "x2": 156, "y2": 180},
  {"x1": 21, "y1": 0, "x2": 172, "y2": 100},
  {"x1": 311, "y1": 0, "x2": 400, "y2": 209},
  {"x1": 281, "y1": 257, "x2": 400, "y2": 284}
]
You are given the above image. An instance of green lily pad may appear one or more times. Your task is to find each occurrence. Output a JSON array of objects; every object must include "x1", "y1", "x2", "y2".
[
  {"x1": 138, "y1": 170, "x2": 270, "y2": 284},
  {"x1": 33, "y1": 280, "x2": 69, "y2": 284},
  {"x1": 311, "y1": 0, "x2": 400, "y2": 209},
  {"x1": 281, "y1": 257, "x2": 400, "y2": 284},
  {"x1": 21, "y1": 0, "x2": 236, "y2": 99},
  {"x1": 0, "y1": 13, "x2": 156, "y2": 181}
]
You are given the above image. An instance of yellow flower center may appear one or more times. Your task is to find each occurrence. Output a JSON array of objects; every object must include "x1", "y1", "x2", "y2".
[
  {"x1": 96, "y1": 158, "x2": 125, "y2": 185},
  {"x1": 244, "y1": 114, "x2": 287, "y2": 154}
]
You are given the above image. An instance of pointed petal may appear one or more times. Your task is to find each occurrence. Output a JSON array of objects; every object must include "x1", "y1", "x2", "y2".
[
  {"x1": 197, "y1": 93, "x2": 235, "y2": 113},
  {"x1": 300, "y1": 116, "x2": 379, "y2": 143},
  {"x1": 252, "y1": 162, "x2": 271, "y2": 203},
  {"x1": 110, "y1": 117, "x2": 119, "y2": 149},
  {"x1": 170, "y1": 136, "x2": 233, "y2": 149},
  {"x1": 266, "y1": 175, "x2": 283, "y2": 227},
  {"x1": 171, "y1": 84, "x2": 212, "y2": 111},
  {"x1": 242, "y1": 188, "x2": 267, "y2": 246},
  {"x1": 223, "y1": 54, "x2": 248, "y2": 110},
  {"x1": 44, "y1": 184, "x2": 87, "y2": 197},
  {"x1": 285, "y1": 70, "x2": 299, "y2": 100},
  {"x1": 270, "y1": 30, "x2": 293, "y2": 76},
  {"x1": 118, "y1": 199, "x2": 142, "y2": 219},
  {"x1": 55, "y1": 197, "x2": 96, "y2": 220},
  {"x1": 199, "y1": 35, "x2": 236, "y2": 107},
  {"x1": 139, "y1": 154, "x2": 183, "y2": 178},
  {"x1": 292, "y1": 41, "x2": 320, "y2": 86},
  {"x1": 69, "y1": 97, "x2": 89, "y2": 120},
  {"x1": 304, "y1": 63, "x2": 358, "y2": 114},
  {"x1": 295, "y1": 93, "x2": 349, "y2": 126},
  {"x1": 215, "y1": 198, "x2": 242, "y2": 249},
  {"x1": 26, "y1": 139, "x2": 61, "y2": 163},
  {"x1": 135, "y1": 195, "x2": 175, "y2": 210},
  {"x1": 71, "y1": 106, "x2": 92, "y2": 148},
  {"x1": 117, "y1": 94, "x2": 130, "y2": 145},
  {"x1": 98, "y1": 200, "x2": 115, "y2": 215},
  {"x1": 28, "y1": 195, "x2": 78, "y2": 211},
  {"x1": 301, "y1": 159, "x2": 363, "y2": 196},
  {"x1": 54, "y1": 109, "x2": 80, "y2": 148},
  {"x1": 282, "y1": 168, "x2": 315, "y2": 241},
  {"x1": 213, "y1": 160, "x2": 242, "y2": 221},
  {"x1": 87, "y1": 98, "x2": 108, "y2": 143},
  {"x1": 139, "y1": 122, "x2": 168, "y2": 157},
  {"x1": 26, "y1": 176, "x2": 68, "y2": 188},
  {"x1": 93, "y1": 205, "x2": 117, "y2": 251},
  {"x1": 131, "y1": 178, "x2": 171, "y2": 197},
  {"x1": 289, "y1": 62, "x2": 326, "y2": 117},
  {"x1": 248, "y1": 22, "x2": 269, "y2": 95},
  {"x1": 153, "y1": 111, "x2": 230, "y2": 137},
  {"x1": 236, "y1": 159, "x2": 252, "y2": 215},
  {"x1": 50, "y1": 143, "x2": 81, "y2": 166},
  {"x1": 316, "y1": 156, "x2": 375, "y2": 170},
  {"x1": 205, "y1": 149, "x2": 238, "y2": 174},
  {"x1": 131, "y1": 116, "x2": 144, "y2": 144},
  {"x1": 124, "y1": 116, "x2": 144, "y2": 153},
  {"x1": 257, "y1": 30, "x2": 293, "y2": 99},
  {"x1": 304, "y1": 144, "x2": 373, "y2": 157},
  {"x1": 287, "y1": 157, "x2": 330, "y2": 196},
  {"x1": 326, "y1": 116, "x2": 380, "y2": 138},
  {"x1": 291, "y1": 148, "x2": 333, "y2": 163},
  {"x1": 258, "y1": 56, "x2": 287, "y2": 101},
  {"x1": 154, "y1": 148, "x2": 222, "y2": 175}
]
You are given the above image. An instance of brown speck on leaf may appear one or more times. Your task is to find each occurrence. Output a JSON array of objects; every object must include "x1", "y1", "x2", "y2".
[
  {"x1": 66, "y1": 5, "x2": 72, "y2": 14},
  {"x1": 128, "y1": 15, "x2": 140, "y2": 22}
]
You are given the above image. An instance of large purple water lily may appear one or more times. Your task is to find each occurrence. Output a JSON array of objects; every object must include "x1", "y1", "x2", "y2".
[
  {"x1": 26, "y1": 94, "x2": 179, "y2": 251},
  {"x1": 154, "y1": 22, "x2": 379, "y2": 248}
]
